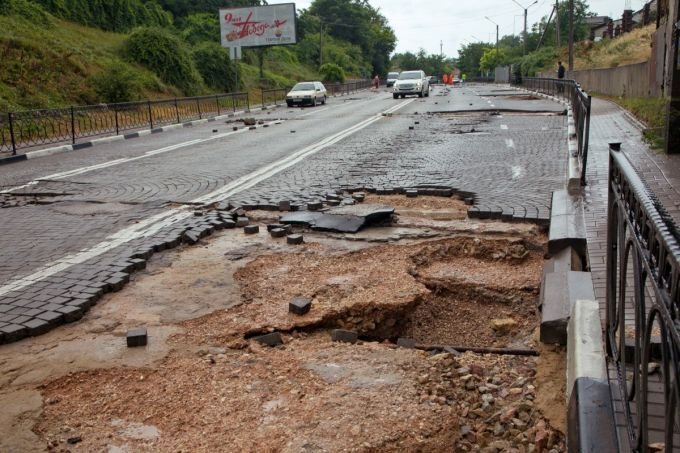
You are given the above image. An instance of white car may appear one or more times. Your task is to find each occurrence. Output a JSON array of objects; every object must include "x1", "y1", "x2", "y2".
[
  {"x1": 386, "y1": 71, "x2": 399, "y2": 87},
  {"x1": 286, "y1": 81, "x2": 327, "y2": 107},
  {"x1": 393, "y1": 70, "x2": 430, "y2": 98}
]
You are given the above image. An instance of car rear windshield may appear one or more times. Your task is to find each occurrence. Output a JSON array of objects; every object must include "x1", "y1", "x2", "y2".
[
  {"x1": 398, "y1": 72, "x2": 421, "y2": 80},
  {"x1": 292, "y1": 83, "x2": 315, "y2": 90},
  {"x1": 387, "y1": 72, "x2": 399, "y2": 78}
]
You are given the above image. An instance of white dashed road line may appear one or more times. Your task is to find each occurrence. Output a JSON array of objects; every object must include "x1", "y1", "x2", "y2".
[{"x1": 500, "y1": 124, "x2": 508, "y2": 130}]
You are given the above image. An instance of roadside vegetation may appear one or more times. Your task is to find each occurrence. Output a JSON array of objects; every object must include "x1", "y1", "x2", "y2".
[{"x1": 0, "y1": 0, "x2": 395, "y2": 111}]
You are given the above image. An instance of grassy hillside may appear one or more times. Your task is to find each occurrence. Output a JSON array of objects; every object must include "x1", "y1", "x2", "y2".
[
  {"x1": 572, "y1": 23, "x2": 654, "y2": 70},
  {"x1": 0, "y1": 13, "x2": 318, "y2": 112}
]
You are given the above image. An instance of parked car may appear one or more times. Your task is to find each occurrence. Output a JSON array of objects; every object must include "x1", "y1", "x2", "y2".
[
  {"x1": 286, "y1": 81, "x2": 327, "y2": 107},
  {"x1": 392, "y1": 70, "x2": 430, "y2": 98},
  {"x1": 386, "y1": 71, "x2": 400, "y2": 87},
  {"x1": 427, "y1": 75, "x2": 440, "y2": 85}
]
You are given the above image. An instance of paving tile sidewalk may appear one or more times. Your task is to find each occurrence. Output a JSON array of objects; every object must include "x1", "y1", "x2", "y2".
[{"x1": 583, "y1": 97, "x2": 680, "y2": 452}]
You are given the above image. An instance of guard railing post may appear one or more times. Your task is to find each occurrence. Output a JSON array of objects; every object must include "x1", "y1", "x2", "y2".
[
  {"x1": 216, "y1": 95, "x2": 221, "y2": 116},
  {"x1": 70, "y1": 106, "x2": 76, "y2": 144},
  {"x1": 8, "y1": 112, "x2": 16, "y2": 156},
  {"x1": 261, "y1": 90, "x2": 265, "y2": 109},
  {"x1": 196, "y1": 98, "x2": 202, "y2": 120},
  {"x1": 175, "y1": 98, "x2": 180, "y2": 123},
  {"x1": 114, "y1": 107, "x2": 119, "y2": 136},
  {"x1": 147, "y1": 100, "x2": 153, "y2": 129}
]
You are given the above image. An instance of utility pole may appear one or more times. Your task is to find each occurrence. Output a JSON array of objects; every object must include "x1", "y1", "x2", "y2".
[
  {"x1": 440, "y1": 40, "x2": 443, "y2": 58},
  {"x1": 555, "y1": 0, "x2": 561, "y2": 47},
  {"x1": 512, "y1": 0, "x2": 538, "y2": 55},
  {"x1": 568, "y1": 0, "x2": 574, "y2": 70},
  {"x1": 663, "y1": 9, "x2": 679, "y2": 153},
  {"x1": 319, "y1": 22, "x2": 323, "y2": 67},
  {"x1": 485, "y1": 17, "x2": 500, "y2": 72}
]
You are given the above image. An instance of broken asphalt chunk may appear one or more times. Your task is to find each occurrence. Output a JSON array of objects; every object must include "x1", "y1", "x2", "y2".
[
  {"x1": 287, "y1": 234, "x2": 304, "y2": 245},
  {"x1": 244, "y1": 224, "x2": 259, "y2": 235}
]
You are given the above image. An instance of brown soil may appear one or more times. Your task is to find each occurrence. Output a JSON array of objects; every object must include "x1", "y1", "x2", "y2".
[
  {"x1": 364, "y1": 194, "x2": 468, "y2": 211},
  {"x1": 36, "y1": 338, "x2": 564, "y2": 452},
  {"x1": 0, "y1": 202, "x2": 566, "y2": 452}
]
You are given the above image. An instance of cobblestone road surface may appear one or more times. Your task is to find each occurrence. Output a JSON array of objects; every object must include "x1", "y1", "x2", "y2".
[{"x1": 0, "y1": 84, "x2": 567, "y2": 343}]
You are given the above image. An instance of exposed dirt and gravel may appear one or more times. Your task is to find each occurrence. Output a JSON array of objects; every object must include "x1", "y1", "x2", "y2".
[{"x1": 0, "y1": 195, "x2": 566, "y2": 452}]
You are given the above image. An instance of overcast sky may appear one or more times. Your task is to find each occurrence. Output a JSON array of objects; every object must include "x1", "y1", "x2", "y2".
[{"x1": 270, "y1": 0, "x2": 648, "y2": 57}]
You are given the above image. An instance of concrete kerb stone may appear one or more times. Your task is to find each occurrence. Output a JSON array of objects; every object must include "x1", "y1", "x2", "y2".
[
  {"x1": 566, "y1": 299, "x2": 618, "y2": 453},
  {"x1": 548, "y1": 190, "x2": 587, "y2": 259},
  {"x1": 539, "y1": 271, "x2": 595, "y2": 345}
]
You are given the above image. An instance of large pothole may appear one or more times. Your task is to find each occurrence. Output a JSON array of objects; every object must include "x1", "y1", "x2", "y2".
[{"x1": 19, "y1": 194, "x2": 565, "y2": 452}]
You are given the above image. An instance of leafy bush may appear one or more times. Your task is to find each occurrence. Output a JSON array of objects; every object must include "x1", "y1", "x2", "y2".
[
  {"x1": 32, "y1": 0, "x2": 172, "y2": 32},
  {"x1": 0, "y1": 0, "x2": 53, "y2": 26},
  {"x1": 89, "y1": 62, "x2": 145, "y2": 103},
  {"x1": 180, "y1": 13, "x2": 220, "y2": 45},
  {"x1": 123, "y1": 27, "x2": 203, "y2": 94},
  {"x1": 319, "y1": 63, "x2": 345, "y2": 83},
  {"x1": 513, "y1": 46, "x2": 558, "y2": 76},
  {"x1": 192, "y1": 42, "x2": 239, "y2": 92}
]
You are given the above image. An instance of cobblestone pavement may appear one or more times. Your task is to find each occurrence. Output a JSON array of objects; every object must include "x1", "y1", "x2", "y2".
[
  {"x1": 0, "y1": 84, "x2": 568, "y2": 343},
  {"x1": 582, "y1": 97, "x2": 680, "y2": 452}
]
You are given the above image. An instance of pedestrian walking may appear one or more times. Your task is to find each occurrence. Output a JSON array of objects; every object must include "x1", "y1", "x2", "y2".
[
  {"x1": 373, "y1": 74, "x2": 380, "y2": 89},
  {"x1": 557, "y1": 61, "x2": 565, "y2": 79}
]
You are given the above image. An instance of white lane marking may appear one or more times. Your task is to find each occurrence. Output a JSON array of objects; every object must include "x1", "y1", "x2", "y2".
[
  {"x1": 490, "y1": 104, "x2": 495, "y2": 108},
  {"x1": 512, "y1": 165, "x2": 523, "y2": 179},
  {"x1": 500, "y1": 124, "x2": 508, "y2": 130},
  {"x1": 0, "y1": 99, "x2": 414, "y2": 296},
  {"x1": 505, "y1": 139, "x2": 515, "y2": 148}
]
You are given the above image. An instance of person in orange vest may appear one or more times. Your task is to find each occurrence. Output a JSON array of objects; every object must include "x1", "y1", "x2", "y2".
[
  {"x1": 449, "y1": 73, "x2": 454, "y2": 85},
  {"x1": 442, "y1": 73, "x2": 448, "y2": 85}
]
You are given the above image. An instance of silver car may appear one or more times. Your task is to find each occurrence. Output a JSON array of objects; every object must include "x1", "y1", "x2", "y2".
[
  {"x1": 392, "y1": 70, "x2": 430, "y2": 99},
  {"x1": 286, "y1": 81, "x2": 327, "y2": 107}
]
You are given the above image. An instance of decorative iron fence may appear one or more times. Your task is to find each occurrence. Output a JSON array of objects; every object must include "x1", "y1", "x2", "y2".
[
  {"x1": 516, "y1": 77, "x2": 592, "y2": 186},
  {"x1": 0, "y1": 80, "x2": 373, "y2": 156},
  {"x1": 0, "y1": 92, "x2": 250, "y2": 155},
  {"x1": 606, "y1": 146, "x2": 680, "y2": 452}
]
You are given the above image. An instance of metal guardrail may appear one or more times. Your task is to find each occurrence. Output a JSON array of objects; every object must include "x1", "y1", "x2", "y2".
[
  {"x1": 517, "y1": 77, "x2": 592, "y2": 186},
  {"x1": 606, "y1": 146, "x2": 680, "y2": 452},
  {"x1": 0, "y1": 92, "x2": 250, "y2": 155},
  {"x1": 0, "y1": 80, "x2": 373, "y2": 156}
]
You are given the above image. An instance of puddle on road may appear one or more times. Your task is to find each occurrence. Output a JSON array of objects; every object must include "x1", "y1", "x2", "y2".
[{"x1": 1, "y1": 194, "x2": 566, "y2": 452}]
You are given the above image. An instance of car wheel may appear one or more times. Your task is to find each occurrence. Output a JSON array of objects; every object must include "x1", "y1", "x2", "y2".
[
  {"x1": 425, "y1": 89, "x2": 430, "y2": 97},
  {"x1": 286, "y1": 102, "x2": 292, "y2": 107},
  {"x1": 322, "y1": 96, "x2": 326, "y2": 105},
  {"x1": 400, "y1": 94, "x2": 405, "y2": 99},
  {"x1": 418, "y1": 90, "x2": 423, "y2": 98},
  {"x1": 393, "y1": 93, "x2": 398, "y2": 99}
]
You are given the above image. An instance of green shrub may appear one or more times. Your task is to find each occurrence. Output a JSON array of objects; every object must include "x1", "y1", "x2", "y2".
[
  {"x1": 319, "y1": 63, "x2": 345, "y2": 83},
  {"x1": 123, "y1": 26, "x2": 203, "y2": 94},
  {"x1": 192, "y1": 42, "x2": 239, "y2": 92},
  {"x1": 89, "y1": 62, "x2": 145, "y2": 103},
  {"x1": 0, "y1": 0, "x2": 53, "y2": 26},
  {"x1": 180, "y1": 13, "x2": 219, "y2": 45}
]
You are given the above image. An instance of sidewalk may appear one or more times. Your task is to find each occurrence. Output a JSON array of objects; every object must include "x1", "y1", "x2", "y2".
[{"x1": 583, "y1": 97, "x2": 680, "y2": 451}]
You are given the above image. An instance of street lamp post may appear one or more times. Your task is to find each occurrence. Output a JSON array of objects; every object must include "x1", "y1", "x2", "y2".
[
  {"x1": 485, "y1": 16, "x2": 499, "y2": 76},
  {"x1": 511, "y1": 0, "x2": 538, "y2": 55}
]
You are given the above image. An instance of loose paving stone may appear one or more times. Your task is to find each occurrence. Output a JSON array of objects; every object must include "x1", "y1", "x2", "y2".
[
  {"x1": 223, "y1": 219, "x2": 236, "y2": 229},
  {"x1": 244, "y1": 225, "x2": 259, "y2": 235},
  {"x1": 289, "y1": 296, "x2": 312, "y2": 315},
  {"x1": 270, "y1": 228, "x2": 287, "y2": 238},
  {"x1": 331, "y1": 329, "x2": 359, "y2": 344},
  {"x1": 252, "y1": 331, "x2": 283, "y2": 347},
  {"x1": 352, "y1": 192, "x2": 365, "y2": 202},
  {"x1": 235, "y1": 217, "x2": 250, "y2": 227},
  {"x1": 406, "y1": 189, "x2": 418, "y2": 198},
  {"x1": 397, "y1": 338, "x2": 417, "y2": 348},
  {"x1": 287, "y1": 234, "x2": 304, "y2": 245},
  {"x1": 307, "y1": 201, "x2": 323, "y2": 211},
  {"x1": 127, "y1": 327, "x2": 148, "y2": 347},
  {"x1": 278, "y1": 201, "x2": 291, "y2": 211},
  {"x1": 267, "y1": 223, "x2": 285, "y2": 231}
]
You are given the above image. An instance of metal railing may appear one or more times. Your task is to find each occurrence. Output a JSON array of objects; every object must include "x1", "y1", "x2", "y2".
[
  {"x1": 606, "y1": 146, "x2": 680, "y2": 452},
  {"x1": 0, "y1": 80, "x2": 373, "y2": 156},
  {"x1": 0, "y1": 92, "x2": 250, "y2": 155},
  {"x1": 517, "y1": 77, "x2": 592, "y2": 186}
]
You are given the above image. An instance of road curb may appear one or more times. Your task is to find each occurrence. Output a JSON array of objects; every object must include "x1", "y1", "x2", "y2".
[
  {"x1": 566, "y1": 299, "x2": 618, "y2": 452},
  {"x1": 0, "y1": 107, "x2": 267, "y2": 166}
]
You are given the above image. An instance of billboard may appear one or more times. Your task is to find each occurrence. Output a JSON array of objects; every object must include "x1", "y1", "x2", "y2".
[{"x1": 219, "y1": 4, "x2": 297, "y2": 48}]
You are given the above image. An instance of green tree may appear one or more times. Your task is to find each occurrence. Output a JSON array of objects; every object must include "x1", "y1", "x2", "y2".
[
  {"x1": 123, "y1": 27, "x2": 203, "y2": 94},
  {"x1": 89, "y1": 62, "x2": 145, "y2": 102},
  {"x1": 180, "y1": 13, "x2": 220, "y2": 44},
  {"x1": 319, "y1": 62, "x2": 345, "y2": 82},
  {"x1": 457, "y1": 42, "x2": 491, "y2": 76},
  {"x1": 479, "y1": 47, "x2": 507, "y2": 72},
  {"x1": 192, "y1": 42, "x2": 239, "y2": 92}
]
